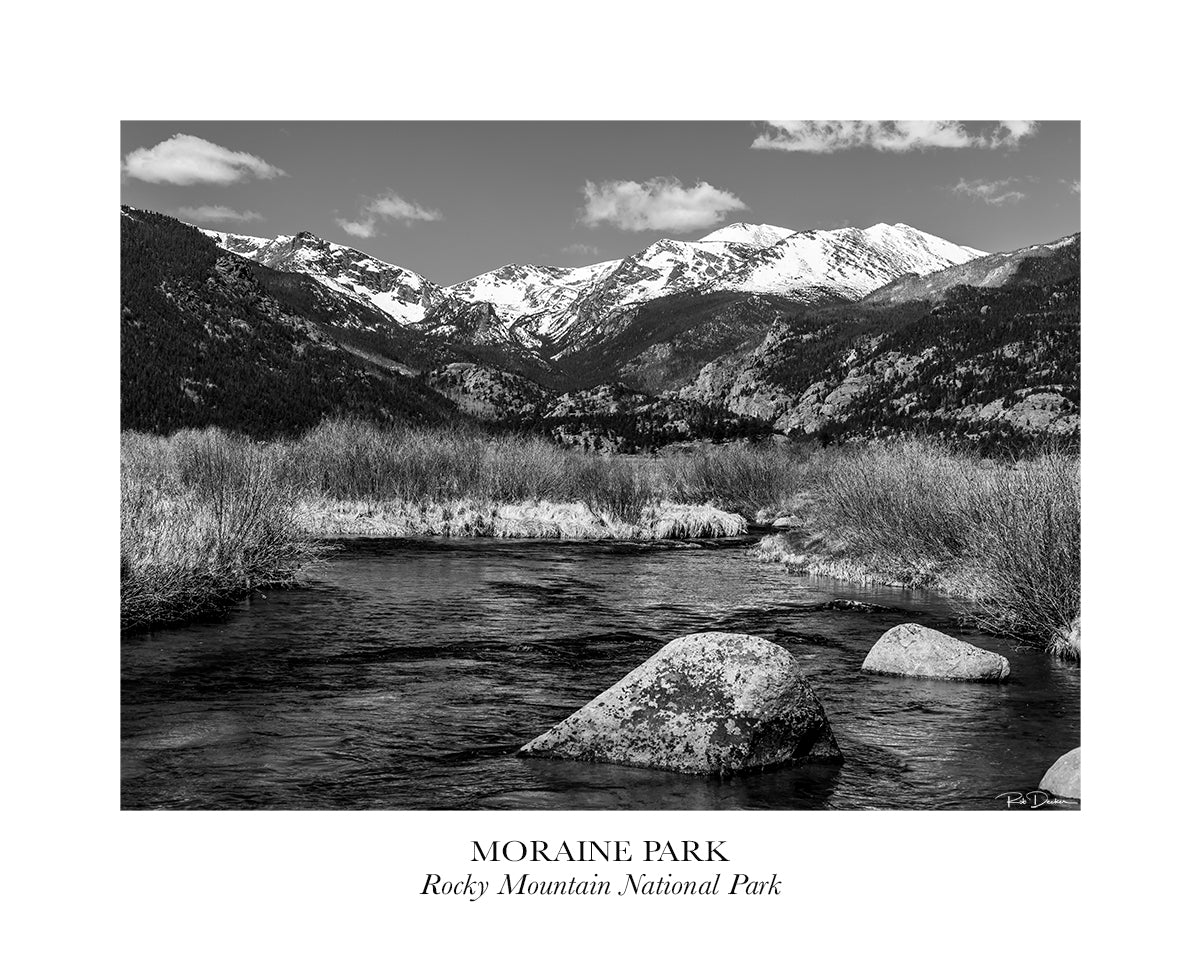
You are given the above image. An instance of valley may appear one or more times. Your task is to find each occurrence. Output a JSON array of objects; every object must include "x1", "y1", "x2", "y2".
[{"x1": 119, "y1": 203, "x2": 1081, "y2": 655}]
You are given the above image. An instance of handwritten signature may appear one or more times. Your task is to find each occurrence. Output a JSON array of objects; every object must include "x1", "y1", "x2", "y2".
[{"x1": 995, "y1": 790, "x2": 1078, "y2": 809}]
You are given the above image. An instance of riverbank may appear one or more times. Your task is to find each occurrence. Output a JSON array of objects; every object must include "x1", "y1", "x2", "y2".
[
  {"x1": 294, "y1": 497, "x2": 745, "y2": 540},
  {"x1": 121, "y1": 423, "x2": 1080, "y2": 655},
  {"x1": 751, "y1": 441, "x2": 1081, "y2": 660},
  {"x1": 120, "y1": 424, "x2": 772, "y2": 629}
]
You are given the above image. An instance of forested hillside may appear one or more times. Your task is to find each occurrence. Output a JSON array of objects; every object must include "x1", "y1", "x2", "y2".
[{"x1": 120, "y1": 208, "x2": 458, "y2": 435}]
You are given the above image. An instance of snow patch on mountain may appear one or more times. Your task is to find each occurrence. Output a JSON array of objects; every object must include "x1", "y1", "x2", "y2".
[
  {"x1": 713, "y1": 223, "x2": 984, "y2": 301},
  {"x1": 200, "y1": 219, "x2": 985, "y2": 349},
  {"x1": 203, "y1": 228, "x2": 443, "y2": 326},
  {"x1": 446, "y1": 260, "x2": 620, "y2": 344},
  {"x1": 697, "y1": 222, "x2": 797, "y2": 247}
]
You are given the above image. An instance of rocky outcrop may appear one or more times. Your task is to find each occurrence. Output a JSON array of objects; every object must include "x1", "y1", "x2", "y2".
[
  {"x1": 426, "y1": 362, "x2": 549, "y2": 420},
  {"x1": 1039, "y1": 747, "x2": 1081, "y2": 799},
  {"x1": 862, "y1": 623, "x2": 1011, "y2": 682},
  {"x1": 518, "y1": 632, "x2": 842, "y2": 774}
]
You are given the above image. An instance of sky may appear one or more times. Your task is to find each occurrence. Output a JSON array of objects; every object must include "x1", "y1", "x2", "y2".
[{"x1": 120, "y1": 121, "x2": 1080, "y2": 286}]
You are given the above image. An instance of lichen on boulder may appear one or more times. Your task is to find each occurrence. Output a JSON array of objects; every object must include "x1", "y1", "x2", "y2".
[
  {"x1": 518, "y1": 631, "x2": 842, "y2": 775},
  {"x1": 862, "y1": 622, "x2": 1011, "y2": 682}
]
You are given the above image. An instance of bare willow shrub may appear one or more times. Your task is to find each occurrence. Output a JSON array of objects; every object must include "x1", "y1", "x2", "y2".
[
  {"x1": 660, "y1": 442, "x2": 808, "y2": 515},
  {"x1": 812, "y1": 438, "x2": 1080, "y2": 649},
  {"x1": 279, "y1": 420, "x2": 585, "y2": 503},
  {"x1": 121, "y1": 429, "x2": 319, "y2": 630},
  {"x1": 578, "y1": 457, "x2": 655, "y2": 525},
  {"x1": 959, "y1": 449, "x2": 1080, "y2": 646},
  {"x1": 816, "y1": 440, "x2": 980, "y2": 566}
]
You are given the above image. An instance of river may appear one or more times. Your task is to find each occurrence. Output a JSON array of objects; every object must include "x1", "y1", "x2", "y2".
[{"x1": 121, "y1": 537, "x2": 1080, "y2": 809}]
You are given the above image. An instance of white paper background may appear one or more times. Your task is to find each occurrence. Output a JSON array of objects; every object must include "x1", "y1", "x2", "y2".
[{"x1": 5, "y1": 2, "x2": 1193, "y2": 956}]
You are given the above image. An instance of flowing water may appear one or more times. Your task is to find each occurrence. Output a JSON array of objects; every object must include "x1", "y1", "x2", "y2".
[{"x1": 121, "y1": 537, "x2": 1080, "y2": 810}]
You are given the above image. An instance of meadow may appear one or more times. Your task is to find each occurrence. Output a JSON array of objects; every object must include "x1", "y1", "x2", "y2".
[{"x1": 121, "y1": 422, "x2": 1080, "y2": 659}]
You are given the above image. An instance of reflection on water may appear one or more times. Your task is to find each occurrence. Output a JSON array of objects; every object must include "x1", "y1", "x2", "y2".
[{"x1": 121, "y1": 537, "x2": 1080, "y2": 810}]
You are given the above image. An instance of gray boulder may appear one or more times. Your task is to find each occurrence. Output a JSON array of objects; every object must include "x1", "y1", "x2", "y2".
[
  {"x1": 1039, "y1": 747, "x2": 1081, "y2": 799},
  {"x1": 518, "y1": 631, "x2": 842, "y2": 775},
  {"x1": 862, "y1": 622, "x2": 1011, "y2": 682}
]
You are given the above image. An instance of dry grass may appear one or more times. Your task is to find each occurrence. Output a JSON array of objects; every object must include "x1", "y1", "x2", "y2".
[
  {"x1": 295, "y1": 497, "x2": 745, "y2": 540},
  {"x1": 768, "y1": 439, "x2": 1081, "y2": 657},
  {"x1": 658, "y1": 442, "x2": 809, "y2": 518},
  {"x1": 281, "y1": 419, "x2": 579, "y2": 502},
  {"x1": 122, "y1": 424, "x2": 1079, "y2": 655},
  {"x1": 121, "y1": 431, "x2": 322, "y2": 631},
  {"x1": 120, "y1": 422, "x2": 762, "y2": 628},
  {"x1": 956, "y1": 451, "x2": 1080, "y2": 646}
]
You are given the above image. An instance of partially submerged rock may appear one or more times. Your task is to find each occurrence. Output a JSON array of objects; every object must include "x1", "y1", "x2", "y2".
[
  {"x1": 862, "y1": 623, "x2": 1011, "y2": 682},
  {"x1": 519, "y1": 632, "x2": 842, "y2": 775},
  {"x1": 1039, "y1": 747, "x2": 1081, "y2": 799}
]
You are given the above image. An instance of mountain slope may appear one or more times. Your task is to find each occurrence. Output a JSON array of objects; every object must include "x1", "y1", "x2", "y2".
[
  {"x1": 202, "y1": 228, "x2": 444, "y2": 325},
  {"x1": 554, "y1": 291, "x2": 819, "y2": 393},
  {"x1": 205, "y1": 220, "x2": 985, "y2": 355},
  {"x1": 680, "y1": 234, "x2": 1080, "y2": 447},
  {"x1": 122, "y1": 207, "x2": 458, "y2": 435},
  {"x1": 444, "y1": 260, "x2": 620, "y2": 347},
  {"x1": 128, "y1": 206, "x2": 1074, "y2": 449},
  {"x1": 697, "y1": 222, "x2": 798, "y2": 247},
  {"x1": 862, "y1": 233, "x2": 1078, "y2": 306},
  {"x1": 711, "y1": 223, "x2": 985, "y2": 301}
]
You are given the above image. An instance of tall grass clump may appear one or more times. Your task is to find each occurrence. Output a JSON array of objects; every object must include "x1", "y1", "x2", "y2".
[
  {"x1": 577, "y1": 457, "x2": 655, "y2": 525},
  {"x1": 277, "y1": 420, "x2": 581, "y2": 503},
  {"x1": 811, "y1": 439, "x2": 1080, "y2": 656},
  {"x1": 659, "y1": 442, "x2": 809, "y2": 517},
  {"x1": 959, "y1": 450, "x2": 1080, "y2": 647},
  {"x1": 815, "y1": 440, "x2": 981, "y2": 569},
  {"x1": 121, "y1": 429, "x2": 320, "y2": 631}
]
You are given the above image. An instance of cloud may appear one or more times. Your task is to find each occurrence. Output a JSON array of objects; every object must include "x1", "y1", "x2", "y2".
[
  {"x1": 579, "y1": 177, "x2": 747, "y2": 232},
  {"x1": 752, "y1": 121, "x2": 1038, "y2": 153},
  {"x1": 952, "y1": 177, "x2": 1027, "y2": 205},
  {"x1": 123, "y1": 134, "x2": 286, "y2": 185},
  {"x1": 1063, "y1": 178, "x2": 1081, "y2": 194},
  {"x1": 336, "y1": 218, "x2": 378, "y2": 239},
  {"x1": 561, "y1": 242, "x2": 601, "y2": 258},
  {"x1": 996, "y1": 120, "x2": 1039, "y2": 147},
  {"x1": 178, "y1": 205, "x2": 264, "y2": 224},
  {"x1": 335, "y1": 191, "x2": 442, "y2": 239}
]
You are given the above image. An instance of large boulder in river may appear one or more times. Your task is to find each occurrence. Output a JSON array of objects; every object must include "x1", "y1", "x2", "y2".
[
  {"x1": 862, "y1": 623, "x2": 1011, "y2": 682},
  {"x1": 518, "y1": 632, "x2": 842, "y2": 775},
  {"x1": 1039, "y1": 747, "x2": 1081, "y2": 799}
]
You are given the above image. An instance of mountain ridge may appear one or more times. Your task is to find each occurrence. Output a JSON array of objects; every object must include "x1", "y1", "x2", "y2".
[
  {"x1": 127, "y1": 206, "x2": 1078, "y2": 449},
  {"x1": 199, "y1": 217, "x2": 985, "y2": 353}
]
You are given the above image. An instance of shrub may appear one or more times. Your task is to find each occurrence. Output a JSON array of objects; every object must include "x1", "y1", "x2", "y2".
[
  {"x1": 578, "y1": 457, "x2": 654, "y2": 525},
  {"x1": 121, "y1": 430, "x2": 320, "y2": 630},
  {"x1": 815, "y1": 439, "x2": 980, "y2": 567},
  {"x1": 958, "y1": 449, "x2": 1080, "y2": 645},
  {"x1": 659, "y1": 442, "x2": 809, "y2": 516},
  {"x1": 809, "y1": 438, "x2": 1080, "y2": 653}
]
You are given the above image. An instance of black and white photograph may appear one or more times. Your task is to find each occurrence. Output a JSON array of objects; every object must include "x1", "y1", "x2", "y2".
[
  {"x1": 12, "y1": 7, "x2": 1198, "y2": 955},
  {"x1": 119, "y1": 119, "x2": 1081, "y2": 811}
]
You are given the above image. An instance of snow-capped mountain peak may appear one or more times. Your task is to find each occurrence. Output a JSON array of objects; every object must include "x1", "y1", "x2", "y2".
[
  {"x1": 709, "y1": 222, "x2": 986, "y2": 302},
  {"x1": 697, "y1": 222, "x2": 797, "y2": 247},
  {"x1": 444, "y1": 259, "x2": 621, "y2": 345},
  {"x1": 863, "y1": 222, "x2": 988, "y2": 264},
  {"x1": 201, "y1": 228, "x2": 443, "y2": 325},
  {"x1": 200, "y1": 217, "x2": 985, "y2": 352}
]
